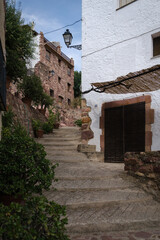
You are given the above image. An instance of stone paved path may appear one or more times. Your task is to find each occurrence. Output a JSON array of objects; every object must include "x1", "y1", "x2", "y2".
[{"x1": 37, "y1": 127, "x2": 160, "y2": 240}]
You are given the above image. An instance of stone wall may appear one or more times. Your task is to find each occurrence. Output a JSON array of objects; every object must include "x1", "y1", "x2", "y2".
[
  {"x1": 34, "y1": 32, "x2": 74, "y2": 108},
  {"x1": 60, "y1": 107, "x2": 81, "y2": 127},
  {"x1": 81, "y1": 99, "x2": 94, "y2": 144},
  {"x1": 124, "y1": 152, "x2": 160, "y2": 180},
  {"x1": 6, "y1": 91, "x2": 47, "y2": 137}
]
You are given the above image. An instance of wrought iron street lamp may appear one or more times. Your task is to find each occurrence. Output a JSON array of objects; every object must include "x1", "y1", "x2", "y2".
[{"x1": 63, "y1": 29, "x2": 82, "y2": 50}]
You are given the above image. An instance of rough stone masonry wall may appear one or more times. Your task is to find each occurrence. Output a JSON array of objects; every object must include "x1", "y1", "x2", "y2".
[
  {"x1": 34, "y1": 32, "x2": 74, "y2": 108},
  {"x1": 124, "y1": 152, "x2": 160, "y2": 185},
  {"x1": 6, "y1": 91, "x2": 47, "y2": 137},
  {"x1": 81, "y1": 99, "x2": 94, "y2": 144}
]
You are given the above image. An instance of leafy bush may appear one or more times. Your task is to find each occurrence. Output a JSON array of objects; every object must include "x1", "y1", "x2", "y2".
[
  {"x1": 42, "y1": 121, "x2": 53, "y2": 134},
  {"x1": 2, "y1": 107, "x2": 15, "y2": 128},
  {"x1": 42, "y1": 109, "x2": 58, "y2": 133},
  {"x1": 18, "y1": 74, "x2": 43, "y2": 104},
  {"x1": 0, "y1": 124, "x2": 57, "y2": 197},
  {"x1": 40, "y1": 92, "x2": 54, "y2": 110},
  {"x1": 0, "y1": 195, "x2": 69, "y2": 240},
  {"x1": 6, "y1": 0, "x2": 35, "y2": 81},
  {"x1": 74, "y1": 119, "x2": 82, "y2": 127},
  {"x1": 32, "y1": 119, "x2": 42, "y2": 131}
]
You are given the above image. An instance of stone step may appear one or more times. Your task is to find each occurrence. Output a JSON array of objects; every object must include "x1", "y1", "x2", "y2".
[
  {"x1": 44, "y1": 147, "x2": 78, "y2": 152},
  {"x1": 36, "y1": 137, "x2": 81, "y2": 143},
  {"x1": 54, "y1": 165, "x2": 122, "y2": 178},
  {"x1": 43, "y1": 142, "x2": 79, "y2": 147},
  {"x1": 50, "y1": 177, "x2": 136, "y2": 190},
  {"x1": 66, "y1": 202, "x2": 160, "y2": 233},
  {"x1": 45, "y1": 188, "x2": 153, "y2": 207},
  {"x1": 46, "y1": 155, "x2": 88, "y2": 163}
]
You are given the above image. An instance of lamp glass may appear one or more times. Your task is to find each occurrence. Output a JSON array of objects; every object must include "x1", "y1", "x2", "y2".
[{"x1": 63, "y1": 29, "x2": 73, "y2": 47}]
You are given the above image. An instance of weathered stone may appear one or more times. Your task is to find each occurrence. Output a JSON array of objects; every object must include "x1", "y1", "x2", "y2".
[
  {"x1": 82, "y1": 116, "x2": 91, "y2": 124},
  {"x1": 81, "y1": 113, "x2": 88, "y2": 117},
  {"x1": 82, "y1": 107, "x2": 91, "y2": 113},
  {"x1": 77, "y1": 144, "x2": 96, "y2": 153},
  {"x1": 153, "y1": 165, "x2": 160, "y2": 173},
  {"x1": 135, "y1": 171, "x2": 145, "y2": 177},
  {"x1": 81, "y1": 130, "x2": 94, "y2": 140},
  {"x1": 139, "y1": 164, "x2": 154, "y2": 174},
  {"x1": 124, "y1": 158, "x2": 143, "y2": 166},
  {"x1": 81, "y1": 124, "x2": 88, "y2": 130},
  {"x1": 147, "y1": 173, "x2": 156, "y2": 179}
]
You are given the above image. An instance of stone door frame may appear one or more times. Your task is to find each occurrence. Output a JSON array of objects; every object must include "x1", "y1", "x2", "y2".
[{"x1": 100, "y1": 95, "x2": 154, "y2": 155}]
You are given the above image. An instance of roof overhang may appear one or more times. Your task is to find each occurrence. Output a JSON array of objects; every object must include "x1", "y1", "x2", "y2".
[{"x1": 91, "y1": 65, "x2": 160, "y2": 94}]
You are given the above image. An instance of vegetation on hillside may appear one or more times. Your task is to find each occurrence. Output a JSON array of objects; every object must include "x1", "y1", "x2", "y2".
[{"x1": 6, "y1": 0, "x2": 35, "y2": 81}]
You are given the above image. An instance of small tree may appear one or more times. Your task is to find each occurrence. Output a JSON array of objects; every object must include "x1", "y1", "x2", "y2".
[
  {"x1": 18, "y1": 74, "x2": 43, "y2": 104},
  {"x1": 6, "y1": 0, "x2": 35, "y2": 81},
  {"x1": 74, "y1": 71, "x2": 81, "y2": 98}
]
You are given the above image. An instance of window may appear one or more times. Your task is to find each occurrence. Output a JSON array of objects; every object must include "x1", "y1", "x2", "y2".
[
  {"x1": 46, "y1": 49, "x2": 51, "y2": 61},
  {"x1": 58, "y1": 96, "x2": 63, "y2": 106},
  {"x1": 67, "y1": 67, "x2": 71, "y2": 76},
  {"x1": 58, "y1": 59, "x2": 61, "y2": 66},
  {"x1": 153, "y1": 35, "x2": 160, "y2": 57},
  {"x1": 68, "y1": 99, "x2": 71, "y2": 106},
  {"x1": 67, "y1": 83, "x2": 71, "y2": 92},
  {"x1": 58, "y1": 77, "x2": 61, "y2": 83},
  {"x1": 119, "y1": 0, "x2": 135, "y2": 8},
  {"x1": 50, "y1": 89, "x2": 54, "y2": 97}
]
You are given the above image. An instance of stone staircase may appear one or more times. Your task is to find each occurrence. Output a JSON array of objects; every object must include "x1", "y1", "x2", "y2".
[{"x1": 37, "y1": 127, "x2": 160, "y2": 237}]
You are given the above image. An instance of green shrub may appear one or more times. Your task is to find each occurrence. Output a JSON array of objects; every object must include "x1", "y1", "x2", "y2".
[
  {"x1": 74, "y1": 119, "x2": 82, "y2": 127},
  {"x1": 32, "y1": 119, "x2": 42, "y2": 131},
  {"x1": 0, "y1": 195, "x2": 69, "y2": 240},
  {"x1": 0, "y1": 124, "x2": 57, "y2": 197},
  {"x1": 42, "y1": 121, "x2": 53, "y2": 134},
  {"x1": 40, "y1": 92, "x2": 54, "y2": 110},
  {"x1": 2, "y1": 107, "x2": 15, "y2": 128},
  {"x1": 18, "y1": 74, "x2": 43, "y2": 104}
]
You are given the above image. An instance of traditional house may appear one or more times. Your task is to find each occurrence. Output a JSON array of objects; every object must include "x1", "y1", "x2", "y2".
[
  {"x1": 82, "y1": 0, "x2": 160, "y2": 162},
  {"x1": 29, "y1": 31, "x2": 74, "y2": 108},
  {"x1": 0, "y1": 0, "x2": 6, "y2": 139}
]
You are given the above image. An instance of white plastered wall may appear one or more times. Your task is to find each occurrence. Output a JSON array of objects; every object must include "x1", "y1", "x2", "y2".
[
  {"x1": 27, "y1": 35, "x2": 40, "y2": 69},
  {"x1": 82, "y1": 0, "x2": 160, "y2": 151}
]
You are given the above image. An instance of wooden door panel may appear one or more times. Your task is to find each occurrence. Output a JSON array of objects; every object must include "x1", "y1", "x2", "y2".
[{"x1": 105, "y1": 102, "x2": 145, "y2": 163}]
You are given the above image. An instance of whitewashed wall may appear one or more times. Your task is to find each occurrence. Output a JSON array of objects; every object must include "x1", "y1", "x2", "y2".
[
  {"x1": 82, "y1": 0, "x2": 160, "y2": 151},
  {"x1": 28, "y1": 35, "x2": 40, "y2": 69}
]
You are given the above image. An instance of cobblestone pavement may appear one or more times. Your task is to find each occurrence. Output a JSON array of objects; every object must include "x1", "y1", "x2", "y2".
[
  {"x1": 37, "y1": 127, "x2": 160, "y2": 240},
  {"x1": 70, "y1": 229, "x2": 160, "y2": 240}
]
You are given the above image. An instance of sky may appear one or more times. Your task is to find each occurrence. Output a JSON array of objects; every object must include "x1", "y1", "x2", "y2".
[{"x1": 17, "y1": 0, "x2": 82, "y2": 71}]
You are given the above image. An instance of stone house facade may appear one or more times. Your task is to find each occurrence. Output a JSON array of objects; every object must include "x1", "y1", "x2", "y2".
[
  {"x1": 0, "y1": 0, "x2": 6, "y2": 139},
  {"x1": 30, "y1": 32, "x2": 74, "y2": 108},
  {"x1": 82, "y1": 0, "x2": 160, "y2": 162}
]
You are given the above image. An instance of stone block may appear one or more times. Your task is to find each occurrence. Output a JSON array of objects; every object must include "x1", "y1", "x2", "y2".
[
  {"x1": 77, "y1": 144, "x2": 96, "y2": 153},
  {"x1": 82, "y1": 116, "x2": 91, "y2": 124},
  {"x1": 147, "y1": 173, "x2": 156, "y2": 179},
  {"x1": 135, "y1": 171, "x2": 145, "y2": 177},
  {"x1": 139, "y1": 164, "x2": 154, "y2": 174},
  {"x1": 124, "y1": 158, "x2": 143, "y2": 166},
  {"x1": 81, "y1": 99, "x2": 86, "y2": 108},
  {"x1": 146, "y1": 109, "x2": 154, "y2": 124},
  {"x1": 81, "y1": 124, "x2": 88, "y2": 130},
  {"x1": 153, "y1": 165, "x2": 160, "y2": 173},
  {"x1": 81, "y1": 130, "x2": 94, "y2": 140}
]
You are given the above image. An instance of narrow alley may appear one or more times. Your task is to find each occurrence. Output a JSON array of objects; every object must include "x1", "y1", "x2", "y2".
[{"x1": 37, "y1": 127, "x2": 160, "y2": 240}]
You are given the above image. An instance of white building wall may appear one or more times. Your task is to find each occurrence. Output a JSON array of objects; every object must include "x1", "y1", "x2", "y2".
[
  {"x1": 28, "y1": 35, "x2": 40, "y2": 69},
  {"x1": 82, "y1": 0, "x2": 160, "y2": 151}
]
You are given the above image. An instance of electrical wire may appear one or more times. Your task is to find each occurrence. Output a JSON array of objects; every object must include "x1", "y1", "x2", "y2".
[
  {"x1": 43, "y1": 19, "x2": 82, "y2": 35},
  {"x1": 82, "y1": 26, "x2": 160, "y2": 58}
]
